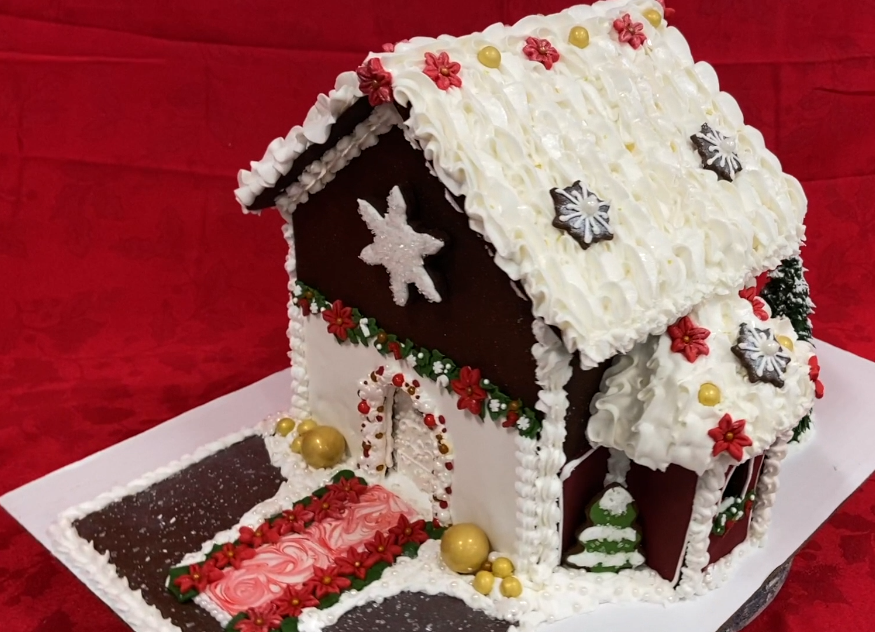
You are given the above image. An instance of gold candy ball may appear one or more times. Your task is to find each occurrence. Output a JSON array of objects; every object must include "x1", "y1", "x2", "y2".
[
  {"x1": 491, "y1": 557, "x2": 514, "y2": 579},
  {"x1": 500, "y1": 575, "x2": 523, "y2": 598},
  {"x1": 440, "y1": 523, "x2": 491, "y2": 574},
  {"x1": 296, "y1": 418, "x2": 318, "y2": 435},
  {"x1": 698, "y1": 383, "x2": 722, "y2": 407},
  {"x1": 290, "y1": 435, "x2": 304, "y2": 454},
  {"x1": 777, "y1": 335, "x2": 794, "y2": 351},
  {"x1": 301, "y1": 426, "x2": 347, "y2": 469},
  {"x1": 477, "y1": 46, "x2": 502, "y2": 69},
  {"x1": 568, "y1": 26, "x2": 590, "y2": 49},
  {"x1": 473, "y1": 570, "x2": 495, "y2": 595},
  {"x1": 643, "y1": 8, "x2": 662, "y2": 27},
  {"x1": 274, "y1": 417, "x2": 296, "y2": 437}
]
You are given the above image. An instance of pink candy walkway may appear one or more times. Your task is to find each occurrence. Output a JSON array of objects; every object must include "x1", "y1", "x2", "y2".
[{"x1": 203, "y1": 485, "x2": 419, "y2": 615}]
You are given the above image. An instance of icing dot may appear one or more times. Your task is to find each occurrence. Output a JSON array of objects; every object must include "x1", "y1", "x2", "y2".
[{"x1": 761, "y1": 339, "x2": 780, "y2": 356}]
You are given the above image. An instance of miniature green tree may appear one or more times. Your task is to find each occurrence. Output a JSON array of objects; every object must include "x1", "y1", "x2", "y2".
[{"x1": 564, "y1": 485, "x2": 644, "y2": 572}]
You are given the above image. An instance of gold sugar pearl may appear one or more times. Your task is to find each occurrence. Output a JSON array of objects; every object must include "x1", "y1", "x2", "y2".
[
  {"x1": 477, "y1": 46, "x2": 502, "y2": 69},
  {"x1": 777, "y1": 335, "x2": 794, "y2": 351},
  {"x1": 568, "y1": 26, "x2": 590, "y2": 49},
  {"x1": 643, "y1": 8, "x2": 662, "y2": 27},
  {"x1": 698, "y1": 383, "x2": 722, "y2": 407}
]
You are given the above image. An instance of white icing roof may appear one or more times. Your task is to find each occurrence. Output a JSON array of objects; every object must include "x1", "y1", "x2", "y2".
[
  {"x1": 586, "y1": 293, "x2": 816, "y2": 474},
  {"x1": 237, "y1": 0, "x2": 807, "y2": 368}
]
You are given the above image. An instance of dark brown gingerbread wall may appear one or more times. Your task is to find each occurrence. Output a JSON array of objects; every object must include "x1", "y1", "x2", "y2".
[{"x1": 291, "y1": 115, "x2": 545, "y2": 403}]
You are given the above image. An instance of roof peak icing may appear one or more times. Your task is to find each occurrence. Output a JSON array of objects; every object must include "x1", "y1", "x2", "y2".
[{"x1": 237, "y1": 0, "x2": 807, "y2": 367}]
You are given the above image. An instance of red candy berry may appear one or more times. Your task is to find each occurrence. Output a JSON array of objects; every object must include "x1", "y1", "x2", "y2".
[{"x1": 357, "y1": 401, "x2": 370, "y2": 414}]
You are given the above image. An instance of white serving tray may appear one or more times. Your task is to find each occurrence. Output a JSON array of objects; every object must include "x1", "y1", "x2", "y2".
[{"x1": 3, "y1": 340, "x2": 873, "y2": 632}]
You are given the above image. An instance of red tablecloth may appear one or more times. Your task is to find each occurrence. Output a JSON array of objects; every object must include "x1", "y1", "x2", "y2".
[{"x1": 2, "y1": 1, "x2": 874, "y2": 630}]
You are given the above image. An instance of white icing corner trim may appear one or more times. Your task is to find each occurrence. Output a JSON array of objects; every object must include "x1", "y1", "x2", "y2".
[
  {"x1": 749, "y1": 428, "x2": 793, "y2": 541},
  {"x1": 48, "y1": 428, "x2": 261, "y2": 632},
  {"x1": 234, "y1": 72, "x2": 362, "y2": 210},
  {"x1": 275, "y1": 104, "x2": 401, "y2": 219},
  {"x1": 516, "y1": 320, "x2": 573, "y2": 584},
  {"x1": 285, "y1": 222, "x2": 311, "y2": 421}
]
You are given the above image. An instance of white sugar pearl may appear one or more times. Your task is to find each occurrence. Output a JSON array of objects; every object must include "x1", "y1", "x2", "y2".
[{"x1": 761, "y1": 339, "x2": 780, "y2": 356}]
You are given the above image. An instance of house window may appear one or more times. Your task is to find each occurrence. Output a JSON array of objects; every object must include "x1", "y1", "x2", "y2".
[
  {"x1": 723, "y1": 462, "x2": 751, "y2": 500},
  {"x1": 713, "y1": 461, "x2": 754, "y2": 536}
]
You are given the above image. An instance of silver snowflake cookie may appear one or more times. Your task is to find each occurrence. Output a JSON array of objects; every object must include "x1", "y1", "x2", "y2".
[
  {"x1": 550, "y1": 181, "x2": 613, "y2": 250},
  {"x1": 731, "y1": 323, "x2": 791, "y2": 388},
  {"x1": 691, "y1": 123, "x2": 743, "y2": 182}
]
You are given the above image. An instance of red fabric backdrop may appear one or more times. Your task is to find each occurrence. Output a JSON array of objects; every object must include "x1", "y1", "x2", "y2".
[{"x1": 1, "y1": 1, "x2": 874, "y2": 630}]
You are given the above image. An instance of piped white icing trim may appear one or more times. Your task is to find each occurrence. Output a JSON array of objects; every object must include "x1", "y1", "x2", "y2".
[
  {"x1": 675, "y1": 463, "x2": 728, "y2": 596},
  {"x1": 515, "y1": 320, "x2": 573, "y2": 584},
  {"x1": 286, "y1": 223, "x2": 311, "y2": 421},
  {"x1": 234, "y1": 72, "x2": 362, "y2": 210},
  {"x1": 275, "y1": 105, "x2": 402, "y2": 219},
  {"x1": 48, "y1": 428, "x2": 262, "y2": 632},
  {"x1": 749, "y1": 428, "x2": 793, "y2": 541}
]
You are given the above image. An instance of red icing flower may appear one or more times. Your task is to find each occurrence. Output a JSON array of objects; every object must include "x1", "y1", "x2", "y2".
[
  {"x1": 657, "y1": 0, "x2": 676, "y2": 18},
  {"x1": 708, "y1": 414, "x2": 753, "y2": 461},
  {"x1": 381, "y1": 39, "x2": 409, "y2": 53},
  {"x1": 739, "y1": 287, "x2": 769, "y2": 321},
  {"x1": 356, "y1": 58, "x2": 393, "y2": 106},
  {"x1": 451, "y1": 366, "x2": 488, "y2": 415},
  {"x1": 522, "y1": 37, "x2": 560, "y2": 69},
  {"x1": 310, "y1": 494, "x2": 346, "y2": 522},
  {"x1": 613, "y1": 13, "x2": 647, "y2": 49},
  {"x1": 275, "y1": 583, "x2": 319, "y2": 618},
  {"x1": 322, "y1": 300, "x2": 355, "y2": 341},
  {"x1": 364, "y1": 531, "x2": 403, "y2": 566},
  {"x1": 423, "y1": 52, "x2": 462, "y2": 90},
  {"x1": 211, "y1": 542, "x2": 255, "y2": 570},
  {"x1": 327, "y1": 477, "x2": 368, "y2": 504},
  {"x1": 307, "y1": 565, "x2": 353, "y2": 599},
  {"x1": 389, "y1": 514, "x2": 430, "y2": 546},
  {"x1": 335, "y1": 546, "x2": 377, "y2": 580},
  {"x1": 809, "y1": 356, "x2": 825, "y2": 399},
  {"x1": 278, "y1": 503, "x2": 315, "y2": 535},
  {"x1": 387, "y1": 340, "x2": 403, "y2": 359},
  {"x1": 238, "y1": 522, "x2": 280, "y2": 548},
  {"x1": 173, "y1": 561, "x2": 223, "y2": 594},
  {"x1": 668, "y1": 316, "x2": 711, "y2": 363},
  {"x1": 235, "y1": 603, "x2": 283, "y2": 632}
]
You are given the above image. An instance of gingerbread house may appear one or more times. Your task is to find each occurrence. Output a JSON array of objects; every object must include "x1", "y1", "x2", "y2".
[{"x1": 235, "y1": 0, "x2": 818, "y2": 588}]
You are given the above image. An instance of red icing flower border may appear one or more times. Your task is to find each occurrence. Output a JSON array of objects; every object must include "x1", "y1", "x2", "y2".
[
  {"x1": 167, "y1": 471, "x2": 367, "y2": 602},
  {"x1": 224, "y1": 515, "x2": 445, "y2": 632}
]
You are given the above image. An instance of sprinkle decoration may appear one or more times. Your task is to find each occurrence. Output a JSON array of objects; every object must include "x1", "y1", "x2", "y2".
[
  {"x1": 690, "y1": 123, "x2": 743, "y2": 182},
  {"x1": 731, "y1": 323, "x2": 791, "y2": 387},
  {"x1": 667, "y1": 316, "x2": 711, "y2": 363},
  {"x1": 808, "y1": 356, "x2": 825, "y2": 399},
  {"x1": 550, "y1": 180, "x2": 613, "y2": 249},
  {"x1": 423, "y1": 52, "x2": 462, "y2": 90},
  {"x1": 523, "y1": 36, "x2": 560, "y2": 69},
  {"x1": 708, "y1": 414, "x2": 753, "y2": 461},
  {"x1": 356, "y1": 58, "x2": 393, "y2": 106},
  {"x1": 613, "y1": 13, "x2": 647, "y2": 49}
]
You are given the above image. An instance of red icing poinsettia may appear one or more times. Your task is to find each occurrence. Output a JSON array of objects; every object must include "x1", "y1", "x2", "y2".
[
  {"x1": 211, "y1": 542, "x2": 256, "y2": 570},
  {"x1": 356, "y1": 58, "x2": 393, "y2": 106},
  {"x1": 389, "y1": 514, "x2": 430, "y2": 546},
  {"x1": 739, "y1": 287, "x2": 769, "y2": 321},
  {"x1": 381, "y1": 39, "x2": 409, "y2": 52},
  {"x1": 613, "y1": 13, "x2": 647, "y2": 49},
  {"x1": 335, "y1": 546, "x2": 377, "y2": 580},
  {"x1": 657, "y1": 0, "x2": 676, "y2": 18},
  {"x1": 668, "y1": 316, "x2": 711, "y2": 362},
  {"x1": 173, "y1": 561, "x2": 223, "y2": 594},
  {"x1": 327, "y1": 477, "x2": 368, "y2": 504},
  {"x1": 809, "y1": 356, "x2": 825, "y2": 399},
  {"x1": 234, "y1": 603, "x2": 284, "y2": 632},
  {"x1": 364, "y1": 531, "x2": 403, "y2": 566},
  {"x1": 708, "y1": 414, "x2": 753, "y2": 461},
  {"x1": 238, "y1": 522, "x2": 280, "y2": 548},
  {"x1": 307, "y1": 565, "x2": 353, "y2": 599},
  {"x1": 310, "y1": 494, "x2": 346, "y2": 522},
  {"x1": 523, "y1": 36, "x2": 560, "y2": 69},
  {"x1": 275, "y1": 503, "x2": 315, "y2": 535},
  {"x1": 274, "y1": 583, "x2": 320, "y2": 618},
  {"x1": 451, "y1": 366, "x2": 488, "y2": 415},
  {"x1": 322, "y1": 300, "x2": 355, "y2": 341},
  {"x1": 423, "y1": 52, "x2": 462, "y2": 90}
]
